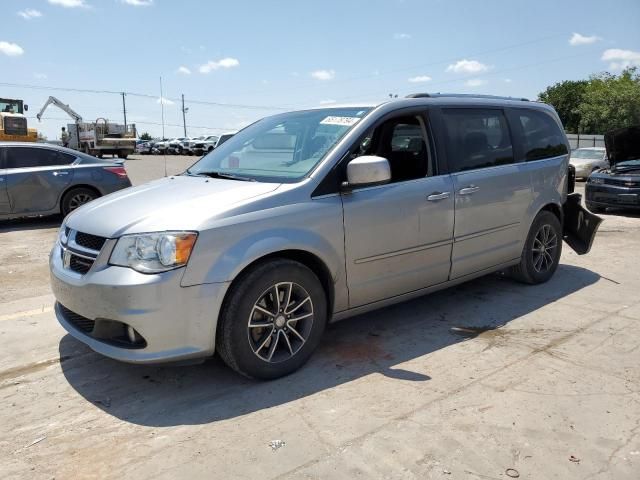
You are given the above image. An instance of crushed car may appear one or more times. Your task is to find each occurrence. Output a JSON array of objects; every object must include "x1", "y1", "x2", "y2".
[{"x1": 586, "y1": 125, "x2": 640, "y2": 213}]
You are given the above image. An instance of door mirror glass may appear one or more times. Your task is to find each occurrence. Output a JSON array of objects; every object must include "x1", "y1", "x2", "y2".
[{"x1": 346, "y1": 155, "x2": 391, "y2": 187}]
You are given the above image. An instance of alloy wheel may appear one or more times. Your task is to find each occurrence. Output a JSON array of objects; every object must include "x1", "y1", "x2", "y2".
[
  {"x1": 532, "y1": 224, "x2": 558, "y2": 273},
  {"x1": 68, "y1": 193, "x2": 94, "y2": 211},
  {"x1": 247, "y1": 282, "x2": 314, "y2": 363}
]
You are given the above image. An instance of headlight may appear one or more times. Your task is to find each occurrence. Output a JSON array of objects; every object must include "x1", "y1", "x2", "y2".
[
  {"x1": 58, "y1": 224, "x2": 68, "y2": 245},
  {"x1": 109, "y1": 231, "x2": 197, "y2": 273},
  {"x1": 589, "y1": 177, "x2": 604, "y2": 184}
]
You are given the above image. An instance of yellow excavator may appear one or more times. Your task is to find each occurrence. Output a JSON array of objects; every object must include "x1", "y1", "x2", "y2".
[{"x1": 0, "y1": 97, "x2": 37, "y2": 142}]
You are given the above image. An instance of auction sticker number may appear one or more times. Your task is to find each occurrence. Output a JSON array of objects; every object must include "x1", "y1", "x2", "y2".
[{"x1": 320, "y1": 116, "x2": 360, "y2": 127}]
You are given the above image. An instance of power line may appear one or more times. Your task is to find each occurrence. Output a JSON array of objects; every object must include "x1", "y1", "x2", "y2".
[
  {"x1": 0, "y1": 81, "x2": 288, "y2": 111},
  {"x1": 27, "y1": 116, "x2": 229, "y2": 132}
]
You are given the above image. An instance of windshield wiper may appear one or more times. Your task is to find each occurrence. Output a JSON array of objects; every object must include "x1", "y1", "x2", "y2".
[{"x1": 193, "y1": 171, "x2": 256, "y2": 182}]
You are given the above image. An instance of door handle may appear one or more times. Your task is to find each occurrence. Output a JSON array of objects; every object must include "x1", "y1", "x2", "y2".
[
  {"x1": 458, "y1": 185, "x2": 480, "y2": 195},
  {"x1": 52, "y1": 171, "x2": 69, "y2": 176},
  {"x1": 427, "y1": 192, "x2": 451, "y2": 201}
]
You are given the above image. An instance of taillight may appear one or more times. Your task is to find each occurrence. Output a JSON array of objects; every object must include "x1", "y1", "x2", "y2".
[{"x1": 103, "y1": 166, "x2": 128, "y2": 179}]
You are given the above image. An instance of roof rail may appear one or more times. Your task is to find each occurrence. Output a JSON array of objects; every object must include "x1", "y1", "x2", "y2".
[{"x1": 406, "y1": 93, "x2": 529, "y2": 102}]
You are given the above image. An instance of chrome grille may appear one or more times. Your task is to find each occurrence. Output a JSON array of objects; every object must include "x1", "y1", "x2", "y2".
[
  {"x1": 69, "y1": 254, "x2": 93, "y2": 274},
  {"x1": 604, "y1": 178, "x2": 640, "y2": 187},
  {"x1": 75, "y1": 232, "x2": 107, "y2": 251},
  {"x1": 60, "y1": 229, "x2": 105, "y2": 275}
]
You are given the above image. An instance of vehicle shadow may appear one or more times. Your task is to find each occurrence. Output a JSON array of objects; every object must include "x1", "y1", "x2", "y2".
[
  {"x1": 59, "y1": 264, "x2": 600, "y2": 427},
  {"x1": 0, "y1": 215, "x2": 62, "y2": 232}
]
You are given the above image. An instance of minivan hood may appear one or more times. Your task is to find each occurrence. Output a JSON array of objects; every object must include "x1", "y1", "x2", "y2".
[
  {"x1": 66, "y1": 175, "x2": 281, "y2": 237},
  {"x1": 605, "y1": 125, "x2": 640, "y2": 165}
]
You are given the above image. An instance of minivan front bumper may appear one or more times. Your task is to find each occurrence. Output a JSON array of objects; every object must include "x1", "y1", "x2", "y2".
[{"x1": 50, "y1": 240, "x2": 229, "y2": 364}]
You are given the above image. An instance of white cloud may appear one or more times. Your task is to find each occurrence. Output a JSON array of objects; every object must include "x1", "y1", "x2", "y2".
[
  {"x1": 121, "y1": 0, "x2": 153, "y2": 6},
  {"x1": 176, "y1": 66, "x2": 191, "y2": 75},
  {"x1": 34, "y1": 73, "x2": 48, "y2": 80},
  {"x1": 393, "y1": 33, "x2": 411, "y2": 40},
  {"x1": 319, "y1": 99, "x2": 336, "y2": 105},
  {"x1": 504, "y1": 78, "x2": 512, "y2": 83},
  {"x1": 47, "y1": 0, "x2": 88, "y2": 7},
  {"x1": 0, "y1": 41, "x2": 24, "y2": 57},
  {"x1": 569, "y1": 32, "x2": 601, "y2": 46},
  {"x1": 198, "y1": 57, "x2": 240, "y2": 74},
  {"x1": 311, "y1": 69, "x2": 335, "y2": 81},
  {"x1": 465, "y1": 78, "x2": 487, "y2": 87},
  {"x1": 446, "y1": 59, "x2": 489, "y2": 74},
  {"x1": 156, "y1": 96, "x2": 174, "y2": 106},
  {"x1": 601, "y1": 48, "x2": 640, "y2": 70},
  {"x1": 408, "y1": 75, "x2": 432, "y2": 83},
  {"x1": 18, "y1": 9, "x2": 43, "y2": 19}
]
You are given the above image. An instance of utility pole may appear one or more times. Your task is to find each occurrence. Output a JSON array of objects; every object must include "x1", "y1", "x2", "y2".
[
  {"x1": 160, "y1": 76, "x2": 167, "y2": 177},
  {"x1": 121, "y1": 92, "x2": 127, "y2": 129},
  {"x1": 181, "y1": 94, "x2": 188, "y2": 137}
]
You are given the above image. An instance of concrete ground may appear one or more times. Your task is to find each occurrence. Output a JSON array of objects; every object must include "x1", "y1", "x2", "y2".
[{"x1": 0, "y1": 157, "x2": 638, "y2": 479}]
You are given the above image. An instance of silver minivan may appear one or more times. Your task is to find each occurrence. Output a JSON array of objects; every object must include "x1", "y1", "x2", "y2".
[{"x1": 50, "y1": 94, "x2": 601, "y2": 379}]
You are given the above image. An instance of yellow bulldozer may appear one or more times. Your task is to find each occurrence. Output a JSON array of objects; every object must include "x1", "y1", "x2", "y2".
[{"x1": 0, "y1": 97, "x2": 37, "y2": 142}]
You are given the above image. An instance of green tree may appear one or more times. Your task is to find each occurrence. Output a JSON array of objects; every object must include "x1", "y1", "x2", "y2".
[
  {"x1": 578, "y1": 67, "x2": 640, "y2": 134},
  {"x1": 538, "y1": 80, "x2": 588, "y2": 133},
  {"x1": 139, "y1": 131, "x2": 153, "y2": 140}
]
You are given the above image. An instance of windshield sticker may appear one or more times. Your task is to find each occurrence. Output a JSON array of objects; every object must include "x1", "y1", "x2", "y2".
[{"x1": 320, "y1": 116, "x2": 360, "y2": 127}]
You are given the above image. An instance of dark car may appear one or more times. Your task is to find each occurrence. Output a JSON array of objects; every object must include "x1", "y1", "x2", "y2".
[
  {"x1": 0, "y1": 142, "x2": 132, "y2": 219},
  {"x1": 586, "y1": 126, "x2": 640, "y2": 213}
]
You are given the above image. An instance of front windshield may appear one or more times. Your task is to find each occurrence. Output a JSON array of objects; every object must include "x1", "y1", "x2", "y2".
[
  {"x1": 188, "y1": 107, "x2": 372, "y2": 182},
  {"x1": 0, "y1": 99, "x2": 23, "y2": 114},
  {"x1": 571, "y1": 149, "x2": 604, "y2": 160}
]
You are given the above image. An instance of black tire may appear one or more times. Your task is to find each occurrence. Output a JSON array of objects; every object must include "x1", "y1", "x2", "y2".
[
  {"x1": 510, "y1": 211, "x2": 562, "y2": 285},
  {"x1": 216, "y1": 259, "x2": 327, "y2": 380},
  {"x1": 119, "y1": 151, "x2": 128, "y2": 159},
  {"x1": 586, "y1": 202, "x2": 605, "y2": 214},
  {"x1": 61, "y1": 187, "x2": 98, "y2": 216}
]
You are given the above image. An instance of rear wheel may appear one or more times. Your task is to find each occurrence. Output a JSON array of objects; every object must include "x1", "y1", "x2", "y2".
[
  {"x1": 119, "y1": 151, "x2": 129, "y2": 159},
  {"x1": 510, "y1": 211, "x2": 562, "y2": 284},
  {"x1": 216, "y1": 259, "x2": 327, "y2": 379},
  {"x1": 61, "y1": 187, "x2": 98, "y2": 216}
]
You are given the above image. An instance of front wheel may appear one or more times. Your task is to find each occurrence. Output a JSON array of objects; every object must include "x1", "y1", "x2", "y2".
[
  {"x1": 510, "y1": 211, "x2": 562, "y2": 284},
  {"x1": 61, "y1": 187, "x2": 98, "y2": 216},
  {"x1": 216, "y1": 259, "x2": 327, "y2": 379}
]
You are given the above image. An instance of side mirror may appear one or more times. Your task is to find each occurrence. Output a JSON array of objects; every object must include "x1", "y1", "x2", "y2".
[
  {"x1": 24, "y1": 104, "x2": 29, "y2": 111},
  {"x1": 345, "y1": 155, "x2": 391, "y2": 188}
]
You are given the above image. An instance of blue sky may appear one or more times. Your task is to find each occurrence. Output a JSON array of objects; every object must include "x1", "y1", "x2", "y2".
[{"x1": 1, "y1": 0, "x2": 639, "y2": 140}]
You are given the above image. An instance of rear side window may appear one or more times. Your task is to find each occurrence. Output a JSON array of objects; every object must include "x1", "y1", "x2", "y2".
[
  {"x1": 441, "y1": 109, "x2": 514, "y2": 172},
  {"x1": 516, "y1": 110, "x2": 568, "y2": 161},
  {"x1": 5, "y1": 148, "x2": 75, "y2": 169}
]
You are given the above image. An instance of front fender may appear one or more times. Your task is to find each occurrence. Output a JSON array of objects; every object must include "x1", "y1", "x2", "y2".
[{"x1": 186, "y1": 227, "x2": 343, "y2": 286}]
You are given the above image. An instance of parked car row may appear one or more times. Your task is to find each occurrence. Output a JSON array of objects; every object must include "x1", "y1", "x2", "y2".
[{"x1": 135, "y1": 133, "x2": 236, "y2": 156}]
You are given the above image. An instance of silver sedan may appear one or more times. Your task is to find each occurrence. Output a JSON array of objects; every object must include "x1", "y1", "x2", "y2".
[{"x1": 0, "y1": 142, "x2": 132, "y2": 219}]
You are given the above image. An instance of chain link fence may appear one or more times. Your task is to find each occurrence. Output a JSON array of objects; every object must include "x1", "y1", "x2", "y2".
[{"x1": 566, "y1": 133, "x2": 605, "y2": 150}]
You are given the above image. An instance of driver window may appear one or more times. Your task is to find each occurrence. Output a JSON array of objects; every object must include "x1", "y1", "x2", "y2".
[{"x1": 353, "y1": 114, "x2": 431, "y2": 183}]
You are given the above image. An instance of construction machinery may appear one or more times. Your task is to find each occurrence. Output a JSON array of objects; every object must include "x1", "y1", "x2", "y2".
[
  {"x1": 0, "y1": 97, "x2": 38, "y2": 142},
  {"x1": 36, "y1": 96, "x2": 137, "y2": 158}
]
